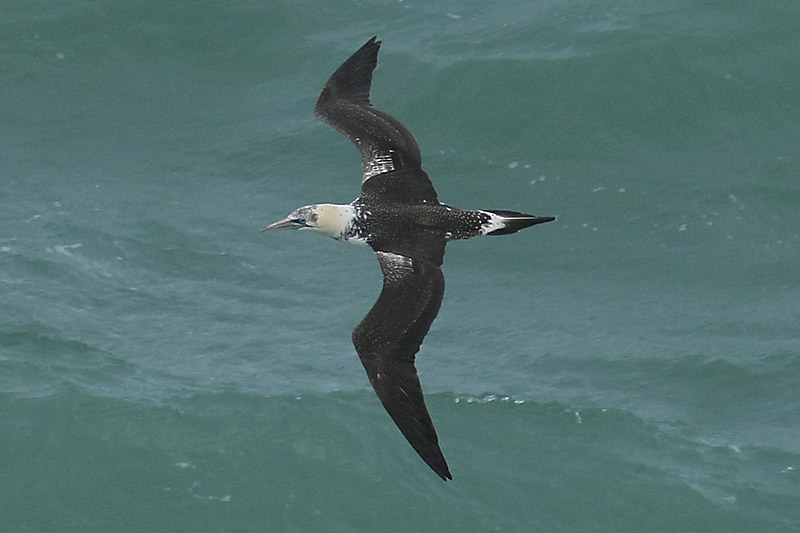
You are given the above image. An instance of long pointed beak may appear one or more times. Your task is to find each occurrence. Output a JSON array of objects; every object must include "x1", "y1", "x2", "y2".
[{"x1": 260, "y1": 217, "x2": 300, "y2": 233}]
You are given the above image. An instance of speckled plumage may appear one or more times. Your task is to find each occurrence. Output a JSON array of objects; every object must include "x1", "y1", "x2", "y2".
[{"x1": 262, "y1": 37, "x2": 554, "y2": 481}]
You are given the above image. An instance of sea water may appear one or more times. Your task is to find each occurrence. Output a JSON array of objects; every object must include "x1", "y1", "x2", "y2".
[{"x1": 2, "y1": 1, "x2": 799, "y2": 530}]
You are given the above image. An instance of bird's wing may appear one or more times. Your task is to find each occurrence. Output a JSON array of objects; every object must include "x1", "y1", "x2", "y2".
[
  {"x1": 352, "y1": 250, "x2": 451, "y2": 480},
  {"x1": 314, "y1": 37, "x2": 438, "y2": 204}
]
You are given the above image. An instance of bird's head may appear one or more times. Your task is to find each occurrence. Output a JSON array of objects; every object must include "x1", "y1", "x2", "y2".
[
  {"x1": 261, "y1": 203, "x2": 355, "y2": 240},
  {"x1": 261, "y1": 205, "x2": 318, "y2": 232}
]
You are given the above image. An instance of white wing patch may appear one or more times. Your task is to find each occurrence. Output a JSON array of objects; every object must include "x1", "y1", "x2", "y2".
[
  {"x1": 376, "y1": 251, "x2": 414, "y2": 284},
  {"x1": 362, "y1": 149, "x2": 395, "y2": 182}
]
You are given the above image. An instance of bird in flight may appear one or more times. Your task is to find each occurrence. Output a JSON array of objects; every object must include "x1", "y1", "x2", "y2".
[{"x1": 262, "y1": 37, "x2": 554, "y2": 480}]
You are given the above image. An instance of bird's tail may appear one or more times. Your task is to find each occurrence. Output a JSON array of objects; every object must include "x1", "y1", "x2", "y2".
[{"x1": 481, "y1": 210, "x2": 556, "y2": 236}]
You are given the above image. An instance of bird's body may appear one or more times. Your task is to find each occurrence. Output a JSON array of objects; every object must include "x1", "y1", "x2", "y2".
[
  {"x1": 263, "y1": 37, "x2": 554, "y2": 481},
  {"x1": 284, "y1": 201, "x2": 549, "y2": 245}
]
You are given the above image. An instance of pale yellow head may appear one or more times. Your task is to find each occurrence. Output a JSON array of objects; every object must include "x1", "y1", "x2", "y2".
[{"x1": 261, "y1": 203, "x2": 357, "y2": 240}]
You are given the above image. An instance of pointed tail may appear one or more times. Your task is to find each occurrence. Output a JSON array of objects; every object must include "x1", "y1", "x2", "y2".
[{"x1": 482, "y1": 210, "x2": 556, "y2": 236}]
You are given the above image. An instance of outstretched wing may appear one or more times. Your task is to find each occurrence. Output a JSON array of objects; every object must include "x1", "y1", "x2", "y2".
[
  {"x1": 351, "y1": 251, "x2": 451, "y2": 480},
  {"x1": 314, "y1": 37, "x2": 437, "y2": 204}
]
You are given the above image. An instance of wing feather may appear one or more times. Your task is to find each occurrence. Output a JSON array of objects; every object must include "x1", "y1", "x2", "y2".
[
  {"x1": 314, "y1": 37, "x2": 437, "y2": 204},
  {"x1": 351, "y1": 251, "x2": 451, "y2": 480}
]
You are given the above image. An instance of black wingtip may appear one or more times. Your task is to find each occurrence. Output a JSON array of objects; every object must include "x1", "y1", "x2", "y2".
[
  {"x1": 399, "y1": 429, "x2": 453, "y2": 481},
  {"x1": 432, "y1": 459, "x2": 453, "y2": 481},
  {"x1": 359, "y1": 35, "x2": 381, "y2": 63},
  {"x1": 417, "y1": 444, "x2": 452, "y2": 481},
  {"x1": 315, "y1": 36, "x2": 383, "y2": 112}
]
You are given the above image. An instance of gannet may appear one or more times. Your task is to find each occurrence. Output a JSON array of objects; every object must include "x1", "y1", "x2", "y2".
[{"x1": 262, "y1": 37, "x2": 554, "y2": 481}]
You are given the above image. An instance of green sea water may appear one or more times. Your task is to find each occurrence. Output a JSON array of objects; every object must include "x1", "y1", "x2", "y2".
[{"x1": 2, "y1": 1, "x2": 799, "y2": 530}]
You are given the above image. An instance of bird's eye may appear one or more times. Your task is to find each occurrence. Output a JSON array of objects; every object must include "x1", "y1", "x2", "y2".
[{"x1": 294, "y1": 217, "x2": 307, "y2": 225}]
